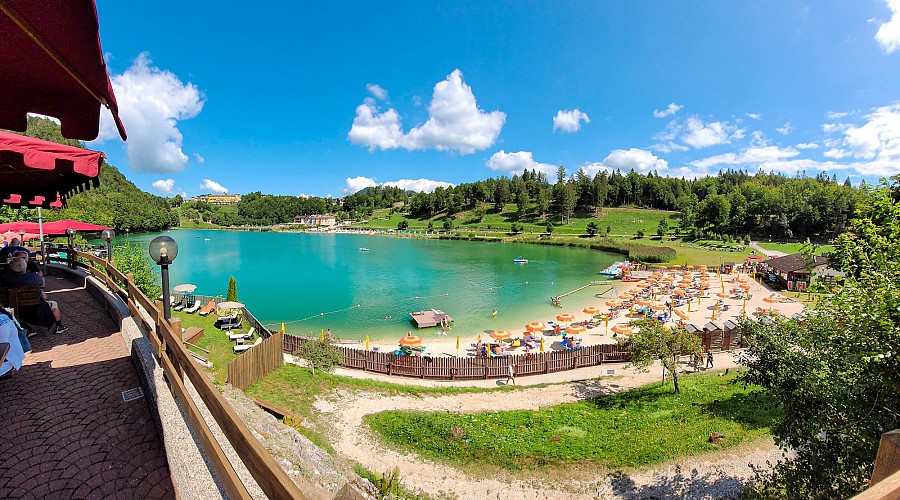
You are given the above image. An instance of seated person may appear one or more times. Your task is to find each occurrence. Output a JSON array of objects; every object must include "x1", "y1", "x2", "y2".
[
  {"x1": 0, "y1": 238, "x2": 28, "y2": 261},
  {"x1": 11, "y1": 250, "x2": 41, "y2": 274},
  {"x1": 492, "y1": 345, "x2": 504, "y2": 356},
  {"x1": 0, "y1": 257, "x2": 67, "y2": 333}
]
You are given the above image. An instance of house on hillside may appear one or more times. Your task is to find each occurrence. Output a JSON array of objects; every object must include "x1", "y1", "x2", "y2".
[
  {"x1": 293, "y1": 214, "x2": 337, "y2": 227},
  {"x1": 763, "y1": 253, "x2": 829, "y2": 291}
]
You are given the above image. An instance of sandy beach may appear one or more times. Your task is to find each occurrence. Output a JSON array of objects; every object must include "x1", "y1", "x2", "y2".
[{"x1": 367, "y1": 264, "x2": 805, "y2": 357}]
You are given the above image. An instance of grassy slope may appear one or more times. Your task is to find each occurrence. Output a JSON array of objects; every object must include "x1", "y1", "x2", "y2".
[
  {"x1": 757, "y1": 242, "x2": 835, "y2": 254},
  {"x1": 365, "y1": 370, "x2": 778, "y2": 471},
  {"x1": 172, "y1": 309, "x2": 253, "y2": 384}
]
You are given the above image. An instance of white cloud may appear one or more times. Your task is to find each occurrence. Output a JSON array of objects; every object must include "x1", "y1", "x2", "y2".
[
  {"x1": 384, "y1": 179, "x2": 454, "y2": 193},
  {"x1": 876, "y1": 0, "x2": 900, "y2": 53},
  {"x1": 193, "y1": 153, "x2": 205, "y2": 164},
  {"x1": 826, "y1": 111, "x2": 850, "y2": 120},
  {"x1": 796, "y1": 142, "x2": 820, "y2": 149},
  {"x1": 776, "y1": 122, "x2": 793, "y2": 135},
  {"x1": 552, "y1": 109, "x2": 590, "y2": 133},
  {"x1": 681, "y1": 117, "x2": 737, "y2": 148},
  {"x1": 841, "y1": 103, "x2": 900, "y2": 160},
  {"x1": 652, "y1": 103, "x2": 683, "y2": 118},
  {"x1": 344, "y1": 176, "x2": 378, "y2": 194},
  {"x1": 651, "y1": 142, "x2": 689, "y2": 153},
  {"x1": 93, "y1": 52, "x2": 205, "y2": 173},
  {"x1": 348, "y1": 69, "x2": 505, "y2": 154},
  {"x1": 27, "y1": 113, "x2": 61, "y2": 125},
  {"x1": 200, "y1": 178, "x2": 228, "y2": 194},
  {"x1": 601, "y1": 148, "x2": 668, "y2": 173},
  {"x1": 824, "y1": 148, "x2": 852, "y2": 159},
  {"x1": 486, "y1": 150, "x2": 558, "y2": 176},
  {"x1": 298, "y1": 193, "x2": 313, "y2": 198},
  {"x1": 152, "y1": 179, "x2": 176, "y2": 195},
  {"x1": 343, "y1": 176, "x2": 452, "y2": 194},
  {"x1": 746, "y1": 113, "x2": 762, "y2": 120},
  {"x1": 690, "y1": 145, "x2": 800, "y2": 169},
  {"x1": 366, "y1": 83, "x2": 388, "y2": 100},
  {"x1": 823, "y1": 122, "x2": 851, "y2": 133}
]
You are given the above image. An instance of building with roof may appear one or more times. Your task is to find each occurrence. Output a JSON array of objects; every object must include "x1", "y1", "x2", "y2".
[
  {"x1": 193, "y1": 193, "x2": 241, "y2": 205},
  {"x1": 294, "y1": 213, "x2": 337, "y2": 227},
  {"x1": 763, "y1": 253, "x2": 829, "y2": 291}
]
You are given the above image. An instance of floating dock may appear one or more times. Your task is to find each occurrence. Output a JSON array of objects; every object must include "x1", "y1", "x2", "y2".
[{"x1": 409, "y1": 309, "x2": 454, "y2": 328}]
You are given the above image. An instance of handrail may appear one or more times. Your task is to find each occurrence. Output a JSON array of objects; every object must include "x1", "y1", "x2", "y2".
[{"x1": 67, "y1": 249, "x2": 307, "y2": 499}]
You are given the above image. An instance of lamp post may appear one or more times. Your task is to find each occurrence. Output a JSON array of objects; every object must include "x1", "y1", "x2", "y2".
[
  {"x1": 149, "y1": 236, "x2": 179, "y2": 320},
  {"x1": 101, "y1": 229, "x2": 115, "y2": 262},
  {"x1": 17, "y1": 229, "x2": 24, "y2": 245},
  {"x1": 66, "y1": 227, "x2": 76, "y2": 269}
]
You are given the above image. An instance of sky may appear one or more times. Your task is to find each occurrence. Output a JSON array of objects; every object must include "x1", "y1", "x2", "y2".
[{"x1": 83, "y1": 1, "x2": 900, "y2": 198}]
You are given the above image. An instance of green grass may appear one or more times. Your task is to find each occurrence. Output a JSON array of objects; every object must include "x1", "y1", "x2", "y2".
[
  {"x1": 756, "y1": 241, "x2": 834, "y2": 254},
  {"x1": 172, "y1": 309, "x2": 251, "y2": 384},
  {"x1": 177, "y1": 219, "x2": 223, "y2": 229},
  {"x1": 364, "y1": 370, "x2": 778, "y2": 472}
]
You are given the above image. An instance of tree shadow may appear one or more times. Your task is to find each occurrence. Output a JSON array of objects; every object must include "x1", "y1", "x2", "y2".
[
  {"x1": 701, "y1": 390, "x2": 780, "y2": 429},
  {"x1": 600, "y1": 464, "x2": 748, "y2": 499}
]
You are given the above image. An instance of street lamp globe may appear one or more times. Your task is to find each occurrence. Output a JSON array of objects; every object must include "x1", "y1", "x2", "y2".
[
  {"x1": 65, "y1": 227, "x2": 76, "y2": 237},
  {"x1": 148, "y1": 236, "x2": 178, "y2": 265},
  {"x1": 101, "y1": 229, "x2": 115, "y2": 242}
]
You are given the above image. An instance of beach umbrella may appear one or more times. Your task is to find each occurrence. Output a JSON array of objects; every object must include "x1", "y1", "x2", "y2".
[
  {"x1": 619, "y1": 293, "x2": 633, "y2": 300},
  {"x1": 652, "y1": 304, "x2": 668, "y2": 311},
  {"x1": 583, "y1": 306, "x2": 601, "y2": 315},
  {"x1": 565, "y1": 324, "x2": 587, "y2": 335},
  {"x1": 399, "y1": 335, "x2": 423, "y2": 347},
  {"x1": 717, "y1": 292, "x2": 730, "y2": 299},
  {"x1": 637, "y1": 299, "x2": 652, "y2": 307},
  {"x1": 763, "y1": 296, "x2": 780, "y2": 304},
  {"x1": 365, "y1": 335, "x2": 370, "y2": 350},
  {"x1": 217, "y1": 301, "x2": 245, "y2": 310},
  {"x1": 673, "y1": 288, "x2": 686, "y2": 296},
  {"x1": 456, "y1": 335, "x2": 460, "y2": 355},
  {"x1": 525, "y1": 321, "x2": 546, "y2": 332},
  {"x1": 281, "y1": 323, "x2": 285, "y2": 334},
  {"x1": 605, "y1": 299, "x2": 622, "y2": 308},
  {"x1": 174, "y1": 283, "x2": 197, "y2": 293},
  {"x1": 490, "y1": 330, "x2": 512, "y2": 341},
  {"x1": 739, "y1": 284, "x2": 751, "y2": 291},
  {"x1": 611, "y1": 325, "x2": 632, "y2": 335},
  {"x1": 675, "y1": 310, "x2": 689, "y2": 320},
  {"x1": 540, "y1": 336, "x2": 545, "y2": 352},
  {"x1": 321, "y1": 329, "x2": 325, "y2": 341},
  {"x1": 686, "y1": 265, "x2": 694, "y2": 270},
  {"x1": 556, "y1": 313, "x2": 575, "y2": 323},
  {"x1": 629, "y1": 288, "x2": 643, "y2": 295}
]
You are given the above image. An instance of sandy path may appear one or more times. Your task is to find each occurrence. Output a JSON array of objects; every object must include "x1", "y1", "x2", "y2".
[{"x1": 313, "y1": 353, "x2": 780, "y2": 499}]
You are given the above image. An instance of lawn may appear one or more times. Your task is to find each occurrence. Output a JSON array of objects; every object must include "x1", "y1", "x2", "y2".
[
  {"x1": 365, "y1": 370, "x2": 778, "y2": 471},
  {"x1": 756, "y1": 241, "x2": 834, "y2": 254},
  {"x1": 172, "y1": 309, "x2": 254, "y2": 384}
]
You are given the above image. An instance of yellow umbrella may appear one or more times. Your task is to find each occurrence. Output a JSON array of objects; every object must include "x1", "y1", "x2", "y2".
[
  {"x1": 456, "y1": 335, "x2": 460, "y2": 354},
  {"x1": 583, "y1": 306, "x2": 601, "y2": 315},
  {"x1": 565, "y1": 325, "x2": 587, "y2": 335},
  {"x1": 281, "y1": 322, "x2": 285, "y2": 334},
  {"x1": 490, "y1": 330, "x2": 512, "y2": 341},
  {"x1": 399, "y1": 335, "x2": 424, "y2": 347},
  {"x1": 556, "y1": 313, "x2": 575, "y2": 323},
  {"x1": 321, "y1": 328, "x2": 325, "y2": 341},
  {"x1": 365, "y1": 335, "x2": 370, "y2": 350},
  {"x1": 526, "y1": 321, "x2": 546, "y2": 332},
  {"x1": 611, "y1": 325, "x2": 633, "y2": 335}
]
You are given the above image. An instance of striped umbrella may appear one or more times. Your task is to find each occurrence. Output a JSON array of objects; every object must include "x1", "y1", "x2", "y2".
[
  {"x1": 605, "y1": 299, "x2": 622, "y2": 307},
  {"x1": 525, "y1": 321, "x2": 546, "y2": 332},
  {"x1": 717, "y1": 292, "x2": 730, "y2": 299},
  {"x1": 583, "y1": 306, "x2": 601, "y2": 315},
  {"x1": 652, "y1": 304, "x2": 668, "y2": 311},
  {"x1": 565, "y1": 325, "x2": 587, "y2": 335},
  {"x1": 619, "y1": 293, "x2": 633, "y2": 300},
  {"x1": 637, "y1": 299, "x2": 653, "y2": 307},
  {"x1": 739, "y1": 284, "x2": 751, "y2": 291},
  {"x1": 556, "y1": 313, "x2": 575, "y2": 323},
  {"x1": 611, "y1": 325, "x2": 633, "y2": 335},
  {"x1": 763, "y1": 296, "x2": 780, "y2": 304},
  {"x1": 675, "y1": 309, "x2": 689, "y2": 320},
  {"x1": 490, "y1": 330, "x2": 512, "y2": 341},
  {"x1": 399, "y1": 335, "x2": 423, "y2": 347}
]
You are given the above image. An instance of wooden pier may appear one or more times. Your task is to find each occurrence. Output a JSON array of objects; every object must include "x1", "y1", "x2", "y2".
[{"x1": 410, "y1": 309, "x2": 454, "y2": 328}]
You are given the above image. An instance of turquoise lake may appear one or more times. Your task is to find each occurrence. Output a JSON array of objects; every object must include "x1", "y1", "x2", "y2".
[{"x1": 116, "y1": 230, "x2": 620, "y2": 340}]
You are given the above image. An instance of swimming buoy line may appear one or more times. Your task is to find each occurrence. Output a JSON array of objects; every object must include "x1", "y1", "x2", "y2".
[
  {"x1": 485, "y1": 281, "x2": 556, "y2": 291},
  {"x1": 264, "y1": 303, "x2": 362, "y2": 327},
  {"x1": 405, "y1": 293, "x2": 450, "y2": 301}
]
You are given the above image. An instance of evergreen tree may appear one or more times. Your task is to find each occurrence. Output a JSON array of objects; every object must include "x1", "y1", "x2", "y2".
[{"x1": 226, "y1": 276, "x2": 239, "y2": 302}]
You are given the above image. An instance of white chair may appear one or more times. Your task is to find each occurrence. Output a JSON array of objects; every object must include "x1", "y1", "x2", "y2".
[
  {"x1": 184, "y1": 302, "x2": 201, "y2": 314},
  {"x1": 233, "y1": 336, "x2": 261, "y2": 353},
  {"x1": 228, "y1": 327, "x2": 255, "y2": 342}
]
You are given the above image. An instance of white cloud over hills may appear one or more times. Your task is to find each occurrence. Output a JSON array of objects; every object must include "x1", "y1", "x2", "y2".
[
  {"x1": 348, "y1": 70, "x2": 505, "y2": 155},
  {"x1": 93, "y1": 53, "x2": 205, "y2": 173},
  {"x1": 486, "y1": 150, "x2": 558, "y2": 176},
  {"x1": 552, "y1": 109, "x2": 590, "y2": 133},
  {"x1": 343, "y1": 176, "x2": 453, "y2": 194},
  {"x1": 200, "y1": 179, "x2": 228, "y2": 194}
]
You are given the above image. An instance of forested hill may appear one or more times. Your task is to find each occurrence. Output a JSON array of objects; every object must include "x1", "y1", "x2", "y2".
[{"x1": 0, "y1": 117, "x2": 178, "y2": 232}]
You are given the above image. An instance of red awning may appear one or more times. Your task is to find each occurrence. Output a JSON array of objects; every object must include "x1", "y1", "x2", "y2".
[
  {"x1": 0, "y1": 131, "x2": 105, "y2": 208},
  {"x1": 0, "y1": 0, "x2": 126, "y2": 141},
  {"x1": 43, "y1": 219, "x2": 110, "y2": 234}
]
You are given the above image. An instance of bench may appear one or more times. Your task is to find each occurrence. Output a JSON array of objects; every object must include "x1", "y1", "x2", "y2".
[
  {"x1": 0, "y1": 286, "x2": 43, "y2": 324},
  {"x1": 181, "y1": 326, "x2": 204, "y2": 343},
  {"x1": 254, "y1": 398, "x2": 301, "y2": 426}
]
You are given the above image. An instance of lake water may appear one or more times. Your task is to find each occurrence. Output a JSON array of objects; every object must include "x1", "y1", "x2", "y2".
[{"x1": 116, "y1": 230, "x2": 621, "y2": 340}]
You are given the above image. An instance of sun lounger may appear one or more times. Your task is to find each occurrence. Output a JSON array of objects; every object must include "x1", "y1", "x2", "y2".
[
  {"x1": 198, "y1": 300, "x2": 216, "y2": 316},
  {"x1": 184, "y1": 302, "x2": 201, "y2": 314},
  {"x1": 233, "y1": 336, "x2": 261, "y2": 353},
  {"x1": 173, "y1": 301, "x2": 185, "y2": 312},
  {"x1": 228, "y1": 327, "x2": 255, "y2": 342}
]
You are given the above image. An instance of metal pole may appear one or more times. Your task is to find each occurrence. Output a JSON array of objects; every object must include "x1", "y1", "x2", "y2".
[
  {"x1": 106, "y1": 240, "x2": 112, "y2": 262},
  {"x1": 161, "y1": 263, "x2": 171, "y2": 320}
]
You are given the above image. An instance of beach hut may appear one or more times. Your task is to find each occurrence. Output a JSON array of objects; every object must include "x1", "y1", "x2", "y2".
[
  {"x1": 685, "y1": 323, "x2": 703, "y2": 335},
  {"x1": 723, "y1": 319, "x2": 741, "y2": 349},
  {"x1": 704, "y1": 321, "x2": 724, "y2": 351}
]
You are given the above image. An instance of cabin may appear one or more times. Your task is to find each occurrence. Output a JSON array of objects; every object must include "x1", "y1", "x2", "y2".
[{"x1": 764, "y1": 253, "x2": 829, "y2": 291}]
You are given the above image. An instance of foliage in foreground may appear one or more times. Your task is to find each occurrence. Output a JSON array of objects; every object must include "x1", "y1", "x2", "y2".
[
  {"x1": 622, "y1": 319, "x2": 703, "y2": 394},
  {"x1": 112, "y1": 241, "x2": 161, "y2": 299},
  {"x1": 365, "y1": 370, "x2": 777, "y2": 471},
  {"x1": 739, "y1": 175, "x2": 900, "y2": 499},
  {"x1": 292, "y1": 338, "x2": 344, "y2": 375}
]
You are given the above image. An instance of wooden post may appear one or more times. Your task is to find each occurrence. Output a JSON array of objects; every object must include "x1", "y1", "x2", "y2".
[
  {"x1": 168, "y1": 317, "x2": 184, "y2": 380},
  {"x1": 870, "y1": 429, "x2": 900, "y2": 486},
  {"x1": 545, "y1": 359, "x2": 550, "y2": 374}
]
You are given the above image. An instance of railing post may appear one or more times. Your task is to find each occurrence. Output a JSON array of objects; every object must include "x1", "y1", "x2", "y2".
[{"x1": 870, "y1": 429, "x2": 900, "y2": 486}]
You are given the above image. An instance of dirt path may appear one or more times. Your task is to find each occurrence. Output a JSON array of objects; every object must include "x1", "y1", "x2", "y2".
[
  {"x1": 313, "y1": 355, "x2": 780, "y2": 499},
  {"x1": 749, "y1": 241, "x2": 787, "y2": 258}
]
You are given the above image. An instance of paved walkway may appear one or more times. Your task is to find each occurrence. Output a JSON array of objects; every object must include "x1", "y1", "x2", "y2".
[
  {"x1": 749, "y1": 241, "x2": 787, "y2": 258},
  {"x1": 0, "y1": 274, "x2": 174, "y2": 499}
]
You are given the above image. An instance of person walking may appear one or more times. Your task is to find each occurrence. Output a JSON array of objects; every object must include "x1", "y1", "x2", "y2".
[
  {"x1": 705, "y1": 351, "x2": 714, "y2": 369},
  {"x1": 505, "y1": 363, "x2": 516, "y2": 385}
]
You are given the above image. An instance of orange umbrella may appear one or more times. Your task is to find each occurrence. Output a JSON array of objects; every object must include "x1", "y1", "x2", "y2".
[
  {"x1": 673, "y1": 289, "x2": 686, "y2": 296},
  {"x1": 637, "y1": 282, "x2": 650, "y2": 289},
  {"x1": 698, "y1": 265, "x2": 707, "y2": 270},
  {"x1": 556, "y1": 313, "x2": 575, "y2": 323},
  {"x1": 611, "y1": 325, "x2": 633, "y2": 335},
  {"x1": 565, "y1": 325, "x2": 587, "y2": 335},
  {"x1": 629, "y1": 288, "x2": 643, "y2": 295},
  {"x1": 717, "y1": 292, "x2": 730, "y2": 299},
  {"x1": 619, "y1": 293, "x2": 633, "y2": 300},
  {"x1": 605, "y1": 299, "x2": 622, "y2": 307},
  {"x1": 739, "y1": 284, "x2": 751, "y2": 291},
  {"x1": 399, "y1": 335, "x2": 423, "y2": 347},
  {"x1": 637, "y1": 299, "x2": 653, "y2": 307},
  {"x1": 652, "y1": 304, "x2": 668, "y2": 311},
  {"x1": 490, "y1": 330, "x2": 512, "y2": 341},
  {"x1": 763, "y1": 296, "x2": 780, "y2": 304},
  {"x1": 675, "y1": 310, "x2": 689, "y2": 320},
  {"x1": 686, "y1": 265, "x2": 694, "y2": 270},
  {"x1": 583, "y1": 306, "x2": 601, "y2": 315},
  {"x1": 525, "y1": 321, "x2": 546, "y2": 332}
]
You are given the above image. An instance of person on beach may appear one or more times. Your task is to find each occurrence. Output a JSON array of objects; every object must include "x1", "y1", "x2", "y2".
[
  {"x1": 706, "y1": 351, "x2": 714, "y2": 369},
  {"x1": 505, "y1": 363, "x2": 516, "y2": 385}
]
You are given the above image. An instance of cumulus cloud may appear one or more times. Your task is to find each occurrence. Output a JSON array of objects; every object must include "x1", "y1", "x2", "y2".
[
  {"x1": 486, "y1": 150, "x2": 558, "y2": 176},
  {"x1": 826, "y1": 111, "x2": 850, "y2": 120},
  {"x1": 366, "y1": 83, "x2": 388, "y2": 100},
  {"x1": 652, "y1": 103, "x2": 683, "y2": 118},
  {"x1": 152, "y1": 179, "x2": 176, "y2": 195},
  {"x1": 193, "y1": 153, "x2": 205, "y2": 164},
  {"x1": 200, "y1": 178, "x2": 228, "y2": 194},
  {"x1": 690, "y1": 146, "x2": 800, "y2": 169},
  {"x1": 601, "y1": 148, "x2": 668, "y2": 173},
  {"x1": 824, "y1": 148, "x2": 852, "y2": 159},
  {"x1": 552, "y1": 109, "x2": 590, "y2": 133},
  {"x1": 841, "y1": 103, "x2": 900, "y2": 160},
  {"x1": 776, "y1": 122, "x2": 793, "y2": 135},
  {"x1": 348, "y1": 69, "x2": 505, "y2": 154},
  {"x1": 796, "y1": 142, "x2": 820, "y2": 149},
  {"x1": 93, "y1": 52, "x2": 205, "y2": 173},
  {"x1": 746, "y1": 113, "x2": 762, "y2": 120},
  {"x1": 681, "y1": 117, "x2": 740, "y2": 148},
  {"x1": 651, "y1": 142, "x2": 690, "y2": 153},
  {"x1": 343, "y1": 176, "x2": 452, "y2": 194},
  {"x1": 876, "y1": 0, "x2": 900, "y2": 53}
]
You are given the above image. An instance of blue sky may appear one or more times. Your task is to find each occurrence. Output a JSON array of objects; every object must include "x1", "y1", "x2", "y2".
[{"x1": 87, "y1": 1, "x2": 900, "y2": 198}]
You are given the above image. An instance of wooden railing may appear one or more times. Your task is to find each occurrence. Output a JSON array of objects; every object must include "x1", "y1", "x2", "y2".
[
  {"x1": 58, "y1": 248, "x2": 306, "y2": 499},
  {"x1": 228, "y1": 332, "x2": 285, "y2": 390},
  {"x1": 854, "y1": 430, "x2": 900, "y2": 499}
]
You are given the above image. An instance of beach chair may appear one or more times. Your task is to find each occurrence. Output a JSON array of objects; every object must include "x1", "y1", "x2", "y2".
[
  {"x1": 228, "y1": 327, "x2": 255, "y2": 342},
  {"x1": 233, "y1": 336, "x2": 261, "y2": 353},
  {"x1": 184, "y1": 301, "x2": 201, "y2": 314},
  {"x1": 173, "y1": 298, "x2": 185, "y2": 311},
  {"x1": 198, "y1": 300, "x2": 216, "y2": 316}
]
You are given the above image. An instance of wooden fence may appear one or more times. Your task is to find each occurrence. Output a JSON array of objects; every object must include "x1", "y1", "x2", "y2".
[
  {"x1": 228, "y1": 333, "x2": 285, "y2": 390},
  {"x1": 283, "y1": 325, "x2": 743, "y2": 381},
  {"x1": 58, "y1": 247, "x2": 306, "y2": 499}
]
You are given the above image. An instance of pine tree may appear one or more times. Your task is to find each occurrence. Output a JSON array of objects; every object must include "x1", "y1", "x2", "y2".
[{"x1": 226, "y1": 276, "x2": 238, "y2": 302}]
